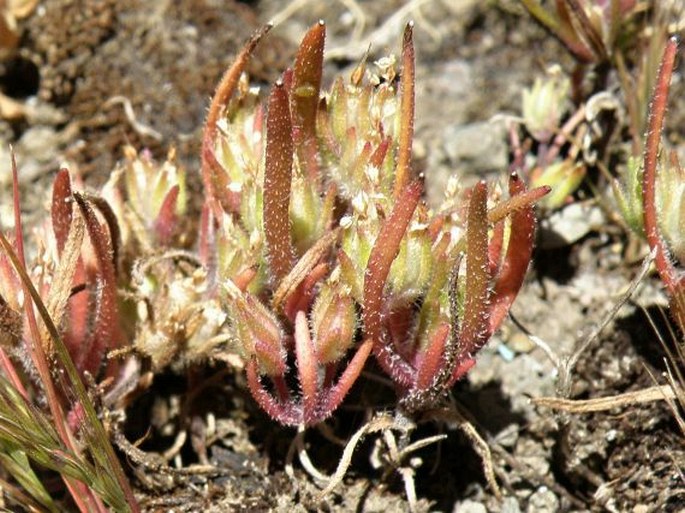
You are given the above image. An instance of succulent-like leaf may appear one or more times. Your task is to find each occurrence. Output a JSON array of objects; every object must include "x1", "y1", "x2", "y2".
[
  {"x1": 363, "y1": 180, "x2": 422, "y2": 388},
  {"x1": 153, "y1": 184, "x2": 179, "y2": 246},
  {"x1": 294, "y1": 311, "x2": 318, "y2": 422},
  {"x1": 488, "y1": 173, "x2": 537, "y2": 333},
  {"x1": 73, "y1": 193, "x2": 121, "y2": 377},
  {"x1": 393, "y1": 22, "x2": 415, "y2": 199},
  {"x1": 51, "y1": 168, "x2": 74, "y2": 256},
  {"x1": 263, "y1": 81, "x2": 296, "y2": 284},
  {"x1": 291, "y1": 20, "x2": 325, "y2": 181},
  {"x1": 201, "y1": 24, "x2": 272, "y2": 203},
  {"x1": 415, "y1": 323, "x2": 450, "y2": 392},
  {"x1": 457, "y1": 181, "x2": 490, "y2": 362}
]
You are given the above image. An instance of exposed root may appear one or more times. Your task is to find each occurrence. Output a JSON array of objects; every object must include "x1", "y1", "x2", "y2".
[
  {"x1": 315, "y1": 412, "x2": 447, "y2": 511},
  {"x1": 317, "y1": 414, "x2": 395, "y2": 499},
  {"x1": 286, "y1": 424, "x2": 330, "y2": 483},
  {"x1": 425, "y1": 406, "x2": 502, "y2": 500}
]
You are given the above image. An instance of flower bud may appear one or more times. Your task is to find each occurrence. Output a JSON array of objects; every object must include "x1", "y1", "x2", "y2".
[
  {"x1": 522, "y1": 68, "x2": 569, "y2": 143},
  {"x1": 310, "y1": 283, "x2": 357, "y2": 364},
  {"x1": 222, "y1": 280, "x2": 285, "y2": 376},
  {"x1": 531, "y1": 158, "x2": 586, "y2": 209}
]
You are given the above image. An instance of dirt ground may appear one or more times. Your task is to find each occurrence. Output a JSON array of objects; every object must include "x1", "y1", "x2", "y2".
[{"x1": 2, "y1": 1, "x2": 685, "y2": 511}]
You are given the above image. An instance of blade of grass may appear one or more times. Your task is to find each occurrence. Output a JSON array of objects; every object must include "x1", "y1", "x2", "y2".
[{"x1": 0, "y1": 232, "x2": 139, "y2": 512}]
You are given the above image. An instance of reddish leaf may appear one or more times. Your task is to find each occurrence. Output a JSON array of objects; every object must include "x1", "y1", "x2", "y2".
[
  {"x1": 51, "y1": 168, "x2": 73, "y2": 256},
  {"x1": 263, "y1": 81, "x2": 296, "y2": 283},
  {"x1": 487, "y1": 184, "x2": 550, "y2": 224},
  {"x1": 321, "y1": 338, "x2": 373, "y2": 419},
  {"x1": 291, "y1": 20, "x2": 325, "y2": 180},
  {"x1": 488, "y1": 219, "x2": 505, "y2": 277},
  {"x1": 393, "y1": 22, "x2": 415, "y2": 199},
  {"x1": 201, "y1": 25, "x2": 271, "y2": 203},
  {"x1": 415, "y1": 323, "x2": 450, "y2": 391},
  {"x1": 73, "y1": 193, "x2": 121, "y2": 377},
  {"x1": 363, "y1": 180, "x2": 422, "y2": 388},
  {"x1": 294, "y1": 311, "x2": 318, "y2": 422},
  {"x1": 457, "y1": 181, "x2": 490, "y2": 361},
  {"x1": 153, "y1": 184, "x2": 179, "y2": 246},
  {"x1": 488, "y1": 173, "x2": 537, "y2": 334},
  {"x1": 370, "y1": 137, "x2": 391, "y2": 169}
]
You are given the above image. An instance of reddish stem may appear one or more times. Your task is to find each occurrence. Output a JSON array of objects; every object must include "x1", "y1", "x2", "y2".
[{"x1": 643, "y1": 37, "x2": 678, "y2": 293}]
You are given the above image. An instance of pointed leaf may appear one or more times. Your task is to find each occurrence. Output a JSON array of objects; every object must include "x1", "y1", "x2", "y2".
[
  {"x1": 363, "y1": 180, "x2": 422, "y2": 388},
  {"x1": 51, "y1": 168, "x2": 73, "y2": 256},
  {"x1": 201, "y1": 24, "x2": 272, "y2": 202},
  {"x1": 321, "y1": 338, "x2": 373, "y2": 421},
  {"x1": 393, "y1": 22, "x2": 415, "y2": 198},
  {"x1": 457, "y1": 181, "x2": 490, "y2": 360},
  {"x1": 73, "y1": 193, "x2": 121, "y2": 376},
  {"x1": 488, "y1": 173, "x2": 537, "y2": 334},
  {"x1": 294, "y1": 311, "x2": 318, "y2": 423},
  {"x1": 153, "y1": 184, "x2": 179, "y2": 245},
  {"x1": 292, "y1": 20, "x2": 325, "y2": 180}
]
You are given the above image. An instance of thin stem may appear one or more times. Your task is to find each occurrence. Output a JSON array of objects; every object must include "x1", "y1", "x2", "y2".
[{"x1": 643, "y1": 37, "x2": 678, "y2": 292}]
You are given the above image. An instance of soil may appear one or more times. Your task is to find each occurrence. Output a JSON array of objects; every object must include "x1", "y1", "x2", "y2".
[{"x1": 1, "y1": 1, "x2": 685, "y2": 512}]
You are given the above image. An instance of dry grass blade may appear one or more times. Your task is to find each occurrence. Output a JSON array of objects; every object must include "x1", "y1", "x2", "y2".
[
  {"x1": 41, "y1": 206, "x2": 85, "y2": 355},
  {"x1": 534, "y1": 385, "x2": 677, "y2": 413}
]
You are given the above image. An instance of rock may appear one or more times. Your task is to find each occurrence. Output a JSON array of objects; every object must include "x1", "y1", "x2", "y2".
[
  {"x1": 526, "y1": 487, "x2": 559, "y2": 513},
  {"x1": 441, "y1": 121, "x2": 508, "y2": 174},
  {"x1": 539, "y1": 201, "x2": 605, "y2": 248},
  {"x1": 453, "y1": 499, "x2": 487, "y2": 513}
]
